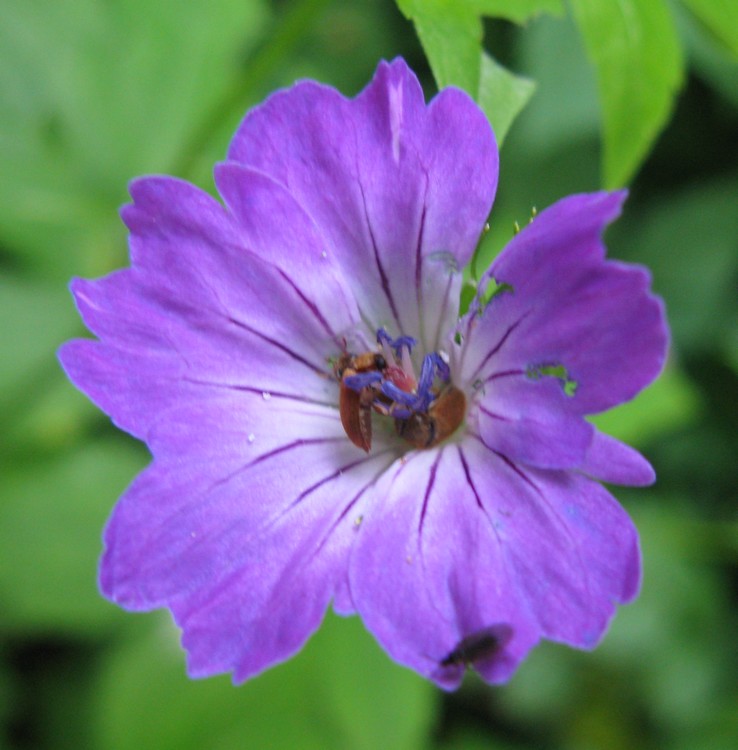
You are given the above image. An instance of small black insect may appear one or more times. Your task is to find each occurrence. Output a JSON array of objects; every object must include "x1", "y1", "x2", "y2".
[{"x1": 440, "y1": 625, "x2": 512, "y2": 668}]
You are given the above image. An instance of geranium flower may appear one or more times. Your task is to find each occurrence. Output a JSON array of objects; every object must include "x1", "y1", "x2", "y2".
[{"x1": 59, "y1": 58, "x2": 668, "y2": 690}]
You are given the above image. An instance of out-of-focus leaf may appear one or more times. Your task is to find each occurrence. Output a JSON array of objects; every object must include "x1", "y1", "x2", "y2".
[
  {"x1": 397, "y1": 0, "x2": 481, "y2": 93},
  {"x1": 0, "y1": 438, "x2": 147, "y2": 635},
  {"x1": 6, "y1": 374, "x2": 103, "y2": 455},
  {"x1": 570, "y1": 0, "x2": 684, "y2": 187},
  {"x1": 468, "y1": 0, "x2": 564, "y2": 24},
  {"x1": 478, "y1": 52, "x2": 536, "y2": 146},
  {"x1": 673, "y1": 0, "x2": 738, "y2": 108},
  {"x1": 510, "y1": 13, "x2": 600, "y2": 154},
  {"x1": 597, "y1": 500, "x2": 732, "y2": 731},
  {"x1": 678, "y1": 0, "x2": 738, "y2": 58},
  {"x1": 0, "y1": 0, "x2": 268, "y2": 278},
  {"x1": 397, "y1": 0, "x2": 560, "y2": 144},
  {"x1": 589, "y1": 364, "x2": 701, "y2": 447},
  {"x1": 497, "y1": 640, "x2": 579, "y2": 724},
  {"x1": 94, "y1": 612, "x2": 435, "y2": 750},
  {"x1": 439, "y1": 728, "x2": 517, "y2": 750},
  {"x1": 614, "y1": 176, "x2": 738, "y2": 354},
  {"x1": 309, "y1": 615, "x2": 435, "y2": 750},
  {"x1": 0, "y1": 658, "x2": 10, "y2": 741},
  {"x1": 0, "y1": 276, "x2": 100, "y2": 454},
  {"x1": 0, "y1": 277, "x2": 77, "y2": 401},
  {"x1": 674, "y1": 701, "x2": 738, "y2": 750}
]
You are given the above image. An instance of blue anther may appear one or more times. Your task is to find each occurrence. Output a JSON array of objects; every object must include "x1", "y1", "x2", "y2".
[
  {"x1": 429, "y1": 352, "x2": 450, "y2": 382},
  {"x1": 413, "y1": 354, "x2": 448, "y2": 411},
  {"x1": 376, "y1": 328, "x2": 393, "y2": 347},
  {"x1": 380, "y1": 380, "x2": 422, "y2": 409},
  {"x1": 416, "y1": 355, "x2": 436, "y2": 393},
  {"x1": 343, "y1": 371, "x2": 382, "y2": 392},
  {"x1": 377, "y1": 328, "x2": 417, "y2": 356}
]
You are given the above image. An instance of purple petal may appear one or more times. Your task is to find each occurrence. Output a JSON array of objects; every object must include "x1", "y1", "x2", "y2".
[
  {"x1": 462, "y1": 438, "x2": 641, "y2": 647},
  {"x1": 228, "y1": 58, "x2": 497, "y2": 350},
  {"x1": 59, "y1": 176, "x2": 359, "y2": 440},
  {"x1": 349, "y1": 448, "x2": 540, "y2": 690},
  {"x1": 578, "y1": 430, "x2": 656, "y2": 486},
  {"x1": 213, "y1": 162, "x2": 358, "y2": 336},
  {"x1": 101, "y1": 413, "x2": 395, "y2": 680},
  {"x1": 459, "y1": 191, "x2": 668, "y2": 414},
  {"x1": 122, "y1": 176, "x2": 355, "y2": 350},
  {"x1": 474, "y1": 374, "x2": 594, "y2": 470}
]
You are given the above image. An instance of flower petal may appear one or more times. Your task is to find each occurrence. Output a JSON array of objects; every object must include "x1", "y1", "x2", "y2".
[
  {"x1": 349, "y1": 448, "x2": 540, "y2": 690},
  {"x1": 101, "y1": 402, "x2": 394, "y2": 680},
  {"x1": 59, "y1": 175, "x2": 359, "y2": 439},
  {"x1": 459, "y1": 191, "x2": 668, "y2": 414},
  {"x1": 122, "y1": 176, "x2": 354, "y2": 353},
  {"x1": 462, "y1": 439, "x2": 641, "y2": 647},
  {"x1": 578, "y1": 430, "x2": 656, "y2": 486},
  {"x1": 228, "y1": 58, "x2": 497, "y2": 350},
  {"x1": 213, "y1": 162, "x2": 359, "y2": 338},
  {"x1": 473, "y1": 373, "x2": 594, "y2": 470}
]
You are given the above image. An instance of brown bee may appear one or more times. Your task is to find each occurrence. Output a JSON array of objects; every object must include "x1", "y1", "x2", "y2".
[
  {"x1": 395, "y1": 385, "x2": 466, "y2": 449},
  {"x1": 334, "y1": 351, "x2": 387, "y2": 452},
  {"x1": 440, "y1": 625, "x2": 511, "y2": 668}
]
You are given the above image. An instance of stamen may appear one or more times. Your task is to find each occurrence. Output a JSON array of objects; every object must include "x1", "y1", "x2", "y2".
[
  {"x1": 380, "y1": 380, "x2": 422, "y2": 409},
  {"x1": 376, "y1": 328, "x2": 397, "y2": 367},
  {"x1": 377, "y1": 327, "x2": 417, "y2": 357},
  {"x1": 335, "y1": 329, "x2": 467, "y2": 451},
  {"x1": 414, "y1": 355, "x2": 437, "y2": 411},
  {"x1": 343, "y1": 371, "x2": 383, "y2": 391},
  {"x1": 430, "y1": 353, "x2": 450, "y2": 382}
]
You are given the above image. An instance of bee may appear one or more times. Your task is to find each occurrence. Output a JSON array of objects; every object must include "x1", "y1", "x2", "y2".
[
  {"x1": 395, "y1": 385, "x2": 466, "y2": 449},
  {"x1": 334, "y1": 351, "x2": 387, "y2": 452},
  {"x1": 440, "y1": 625, "x2": 512, "y2": 668}
]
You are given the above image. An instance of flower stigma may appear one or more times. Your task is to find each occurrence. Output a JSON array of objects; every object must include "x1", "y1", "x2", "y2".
[{"x1": 334, "y1": 328, "x2": 467, "y2": 452}]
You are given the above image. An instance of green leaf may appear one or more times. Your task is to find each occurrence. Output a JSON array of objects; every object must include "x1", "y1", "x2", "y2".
[
  {"x1": 316, "y1": 615, "x2": 435, "y2": 750},
  {"x1": 477, "y1": 52, "x2": 536, "y2": 146},
  {"x1": 94, "y1": 613, "x2": 435, "y2": 750},
  {"x1": 0, "y1": 0, "x2": 269, "y2": 278},
  {"x1": 0, "y1": 277, "x2": 77, "y2": 403},
  {"x1": 396, "y1": 1, "x2": 544, "y2": 145},
  {"x1": 397, "y1": 0, "x2": 565, "y2": 91},
  {"x1": 569, "y1": 0, "x2": 685, "y2": 187},
  {"x1": 678, "y1": 0, "x2": 738, "y2": 58},
  {"x1": 397, "y1": 0, "x2": 482, "y2": 93},
  {"x1": 673, "y1": 0, "x2": 738, "y2": 109},
  {"x1": 612, "y1": 176, "x2": 738, "y2": 355},
  {"x1": 0, "y1": 438, "x2": 147, "y2": 635},
  {"x1": 510, "y1": 13, "x2": 600, "y2": 154},
  {"x1": 598, "y1": 501, "x2": 733, "y2": 729},
  {"x1": 0, "y1": 276, "x2": 102, "y2": 455},
  {"x1": 589, "y1": 364, "x2": 701, "y2": 447},
  {"x1": 468, "y1": 0, "x2": 564, "y2": 24}
]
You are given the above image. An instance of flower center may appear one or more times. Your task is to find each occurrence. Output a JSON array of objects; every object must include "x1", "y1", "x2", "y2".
[{"x1": 334, "y1": 329, "x2": 467, "y2": 452}]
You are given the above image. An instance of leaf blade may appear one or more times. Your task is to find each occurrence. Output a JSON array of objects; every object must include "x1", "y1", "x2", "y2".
[
  {"x1": 678, "y1": 0, "x2": 738, "y2": 58},
  {"x1": 570, "y1": 0, "x2": 685, "y2": 187},
  {"x1": 477, "y1": 51, "x2": 536, "y2": 146}
]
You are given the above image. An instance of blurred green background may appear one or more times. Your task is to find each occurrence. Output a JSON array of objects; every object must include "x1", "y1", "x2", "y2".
[{"x1": 1, "y1": 1, "x2": 737, "y2": 748}]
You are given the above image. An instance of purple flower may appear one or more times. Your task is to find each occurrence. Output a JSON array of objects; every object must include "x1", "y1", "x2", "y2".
[{"x1": 59, "y1": 58, "x2": 668, "y2": 689}]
